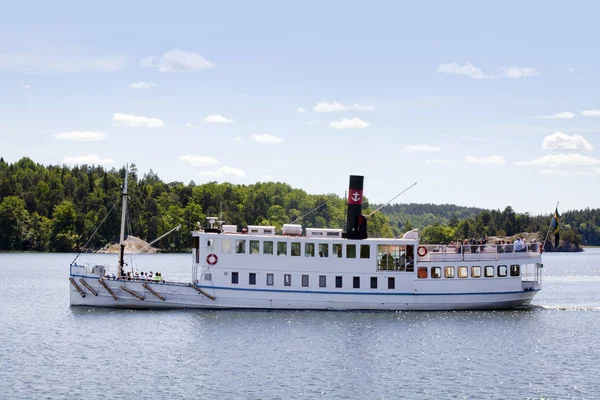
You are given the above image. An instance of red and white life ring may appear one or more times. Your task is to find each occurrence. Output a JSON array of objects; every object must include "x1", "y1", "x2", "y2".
[
  {"x1": 417, "y1": 246, "x2": 428, "y2": 257},
  {"x1": 206, "y1": 253, "x2": 218, "y2": 265}
]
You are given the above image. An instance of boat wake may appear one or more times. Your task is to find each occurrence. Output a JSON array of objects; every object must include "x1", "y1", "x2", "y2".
[{"x1": 528, "y1": 304, "x2": 600, "y2": 312}]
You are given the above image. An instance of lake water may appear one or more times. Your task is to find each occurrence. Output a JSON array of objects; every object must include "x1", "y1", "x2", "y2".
[{"x1": 1, "y1": 250, "x2": 599, "y2": 399}]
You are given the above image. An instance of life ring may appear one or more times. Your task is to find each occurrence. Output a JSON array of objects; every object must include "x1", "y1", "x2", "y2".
[
  {"x1": 417, "y1": 246, "x2": 427, "y2": 257},
  {"x1": 206, "y1": 253, "x2": 218, "y2": 265}
]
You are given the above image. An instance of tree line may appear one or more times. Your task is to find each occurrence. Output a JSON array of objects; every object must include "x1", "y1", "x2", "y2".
[{"x1": 0, "y1": 157, "x2": 598, "y2": 252}]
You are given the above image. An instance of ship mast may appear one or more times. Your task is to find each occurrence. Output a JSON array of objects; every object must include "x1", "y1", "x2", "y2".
[{"x1": 118, "y1": 164, "x2": 129, "y2": 278}]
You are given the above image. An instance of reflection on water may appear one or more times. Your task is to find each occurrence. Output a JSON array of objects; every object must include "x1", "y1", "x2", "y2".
[{"x1": 0, "y1": 250, "x2": 599, "y2": 399}]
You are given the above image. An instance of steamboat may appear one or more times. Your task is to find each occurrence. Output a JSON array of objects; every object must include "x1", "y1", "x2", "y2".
[{"x1": 69, "y1": 174, "x2": 542, "y2": 310}]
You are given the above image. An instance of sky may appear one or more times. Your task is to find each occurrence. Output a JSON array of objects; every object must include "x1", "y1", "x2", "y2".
[{"x1": 1, "y1": 1, "x2": 599, "y2": 216}]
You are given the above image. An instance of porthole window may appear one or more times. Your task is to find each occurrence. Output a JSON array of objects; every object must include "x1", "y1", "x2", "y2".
[
  {"x1": 267, "y1": 273, "x2": 274, "y2": 286},
  {"x1": 249, "y1": 273, "x2": 256, "y2": 285},
  {"x1": 335, "y1": 276, "x2": 343, "y2": 288},
  {"x1": 471, "y1": 266, "x2": 481, "y2": 278},
  {"x1": 319, "y1": 275, "x2": 326, "y2": 287},
  {"x1": 302, "y1": 275, "x2": 309, "y2": 287},
  {"x1": 388, "y1": 277, "x2": 395, "y2": 289},
  {"x1": 431, "y1": 267, "x2": 441, "y2": 279},
  {"x1": 484, "y1": 266, "x2": 494, "y2": 278},
  {"x1": 353, "y1": 276, "x2": 360, "y2": 288},
  {"x1": 510, "y1": 265, "x2": 520, "y2": 276},
  {"x1": 417, "y1": 267, "x2": 428, "y2": 279},
  {"x1": 444, "y1": 266, "x2": 455, "y2": 278},
  {"x1": 458, "y1": 266, "x2": 468, "y2": 278},
  {"x1": 284, "y1": 274, "x2": 291, "y2": 286},
  {"x1": 498, "y1": 265, "x2": 508, "y2": 277}
]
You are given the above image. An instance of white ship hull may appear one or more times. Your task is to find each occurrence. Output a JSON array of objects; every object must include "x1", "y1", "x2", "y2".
[{"x1": 69, "y1": 274, "x2": 539, "y2": 311}]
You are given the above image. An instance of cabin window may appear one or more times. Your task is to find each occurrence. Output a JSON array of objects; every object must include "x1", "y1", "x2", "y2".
[
  {"x1": 335, "y1": 276, "x2": 343, "y2": 288},
  {"x1": 302, "y1": 275, "x2": 309, "y2": 287},
  {"x1": 370, "y1": 277, "x2": 378, "y2": 289},
  {"x1": 458, "y1": 266, "x2": 468, "y2": 278},
  {"x1": 291, "y1": 242, "x2": 301, "y2": 257},
  {"x1": 431, "y1": 267, "x2": 441, "y2": 279},
  {"x1": 333, "y1": 244, "x2": 342, "y2": 258},
  {"x1": 266, "y1": 273, "x2": 274, "y2": 286},
  {"x1": 353, "y1": 276, "x2": 360, "y2": 288},
  {"x1": 510, "y1": 265, "x2": 520, "y2": 276},
  {"x1": 235, "y1": 240, "x2": 246, "y2": 254},
  {"x1": 444, "y1": 266, "x2": 455, "y2": 278},
  {"x1": 305, "y1": 243, "x2": 315, "y2": 257},
  {"x1": 249, "y1": 273, "x2": 256, "y2": 285},
  {"x1": 231, "y1": 272, "x2": 239, "y2": 284},
  {"x1": 360, "y1": 245, "x2": 370, "y2": 258},
  {"x1": 193, "y1": 236, "x2": 200, "y2": 249},
  {"x1": 471, "y1": 266, "x2": 481, "y2": 278},
  {"x1": 284, "y1": 274, "x2": 291, "y2": 286},
  {"x1": 263, "y1": 241, "x2": 274, "y2": 255},
  {"x1": 249, "y1": 240, "x2": 259, "y2": 254},
  {"x1": 498, "y1": 265, "x2": 508, "y2": 277},
  {"x1": 388, "y1": 277, "x2": 395, "y2": 289},
  {"x1": 319, "y1": 243, "x2": 329, "y2": 257},
  {"x1": 222, "y1": 239, "x2": 232, "y2": 253},
  {"x1": 417, "y1": 267, "x2": 428, "y2": 279},
  {"x1": 377, "y1": 245, "x2": 412, "y2": 271},
  {"x1": 484, "y1": 266, "x2": 494, "y2": 278},
  {"x1": 206, "y1": 238, "x2": 216, "y2": 252},
  {"x1": 204, "y1": 273, "x2": 212, "y2": 281},
  {"x1": 319, "y1": 275, "x2": 326, "y2": 287},
  {"x1": 346, "y1": 244, "x2": 356, "y2": 258},
  {"x1": 277, "y1": 242, "x2": 287, "y2": 256}
]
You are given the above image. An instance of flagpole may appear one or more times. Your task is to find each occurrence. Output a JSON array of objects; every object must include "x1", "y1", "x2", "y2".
[{"x1": 542, "y1": 201, "x2": 559, "y2": 250}]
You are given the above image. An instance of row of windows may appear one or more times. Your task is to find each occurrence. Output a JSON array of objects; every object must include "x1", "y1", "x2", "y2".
[
  {"x1": 216, "y1": 239, "x2": 372, "y2": 258},
  {"x1": 214, "y1": 272, "x2": 397, "y2": 289},
  {"x1": 416, "y1": 265, "x2": 520, "y2": 279}
]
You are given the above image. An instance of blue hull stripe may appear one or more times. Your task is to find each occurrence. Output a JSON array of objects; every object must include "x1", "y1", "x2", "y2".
[{"x1": 194, "y1": 285, "x2": 539, "y2": 297}]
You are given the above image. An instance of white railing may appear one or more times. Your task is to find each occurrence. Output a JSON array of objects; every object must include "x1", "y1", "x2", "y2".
[{"x1": 417, "y1": 243, "x2": 541, "y2": 262}]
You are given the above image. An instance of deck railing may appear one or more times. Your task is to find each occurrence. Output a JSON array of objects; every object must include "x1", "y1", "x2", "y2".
[{"x1": 417, "y1": 243, "x2": 541, "y2": 263}]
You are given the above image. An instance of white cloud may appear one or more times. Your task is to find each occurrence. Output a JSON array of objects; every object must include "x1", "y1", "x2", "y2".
[
  {"x1": 252, "y1": 134, "x2": 284, "y2": 144},
  {"x1": 204, "y1": 115, "x2": 234, "y2": 124},
  {"x1": 129, "y1": 81, "x2": 156, "y2": 89},
  {"x1": 21, "y1": 82, "x2": 31, "y2": 89},
  {"x1": 234, "y1": 136, "x2": 243, "y2": 142},
  {"x1": 52, "y1": 131, "x2": 107, "y2": 142},
  {"x1": 542, "y1": 132, "x2": 592, "y2": 151},
  {"x1": 404, "y1": 144, "x2": 440, "y2": 152},
  {"x1": 180, "y1": 154, "x2": 220, "y2": 167},
  {"x1": 514, "y1": 153, "x2": 600, "y2": 167},
  {"x1": 62, "y1": 154, "x2": 114, "y2": 165},
  {"x1": 113, "y1": 113, "x2": 164, "y2": 128},
  {"x1": 313, "y1": 101, "x2": 375, "y2": 112},
  {"x1": 534, "y1": 112, "x2": 576, "y2": 119},
  {"x1": 437, "y1": 62, "x2": 490, "y2": 80},
  {"x1": 297, "y1": 107, "x2": 305, "y2": 113},
  {"x1": 498, "y1": 66, "x2": 539, "y2": 79},
  {"x1": 426, "y1": 159, "x2": 454, "y2": 164},
  {"x1": 329, "y1": 118, "x2": 369, "y2": 130},
  {"x1": 141, "y1": 49, "x2": 215, "y2": 72},
  {"x1": 0, "y1": 53, "x2": 126, "y2": 73},
  {"x1": 582, "y1": 109, "x2": 600, "y2": 117},
  {"x1": 198, "y1": 166, "x2": 246, "y2": 179},
  {"x1": 185, "y1": 123, "x2": 195, "y2": 128},
  {"x1": 464, "y1": 155, "x2": 506, "y2": 165}
]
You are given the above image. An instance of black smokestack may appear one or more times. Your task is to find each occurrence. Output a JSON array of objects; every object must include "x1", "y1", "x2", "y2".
[{"x1": 345, "y1": 175, "x2": 367, "y2": 240}]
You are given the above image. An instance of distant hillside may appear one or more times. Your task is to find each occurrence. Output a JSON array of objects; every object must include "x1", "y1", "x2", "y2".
[
  {"x1": 377, "y1": 203, "x2": 485, "y2": 234},
  {"x1": 0, "y1": 157, "x2": 599, "y2": 252}
]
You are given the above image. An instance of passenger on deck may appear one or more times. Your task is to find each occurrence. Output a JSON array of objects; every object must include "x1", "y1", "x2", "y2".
[{"x1": 514, "y1": 238, "x2": 522, "y2": 252}]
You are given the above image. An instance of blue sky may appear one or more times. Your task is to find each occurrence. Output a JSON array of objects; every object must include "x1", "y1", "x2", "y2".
[{"x1": 1, "y1": 1, "x2": 599, "y2": 215}]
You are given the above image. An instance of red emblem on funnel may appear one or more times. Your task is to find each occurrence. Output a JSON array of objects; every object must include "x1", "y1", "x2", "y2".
[{"x1": 348, "y1": 190, "x2": 363, "y2": 205}]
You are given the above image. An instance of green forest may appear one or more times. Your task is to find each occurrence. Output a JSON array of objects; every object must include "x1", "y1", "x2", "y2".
[{"x1": 1, "y1": 157, "x2": 599, "y2": 252}]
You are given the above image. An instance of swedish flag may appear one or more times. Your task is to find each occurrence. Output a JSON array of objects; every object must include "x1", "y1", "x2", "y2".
[{"x1": 552, "y1": 206, "x2": 560, "y2": 247}]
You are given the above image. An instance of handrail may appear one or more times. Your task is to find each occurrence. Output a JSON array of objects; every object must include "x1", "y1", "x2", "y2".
[{"x1": 417, "y1": 243, "x2": 541, "y2": 262}]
